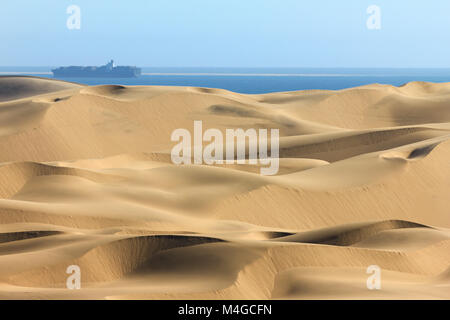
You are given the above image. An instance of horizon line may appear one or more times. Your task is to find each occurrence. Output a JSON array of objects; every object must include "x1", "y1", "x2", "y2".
[{"x1": 2, "y1": 66, "x2": 450, "y2": 69}]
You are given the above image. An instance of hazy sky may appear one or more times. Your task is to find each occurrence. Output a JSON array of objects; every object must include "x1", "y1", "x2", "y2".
[{"x1": 1, "y1": 0, "x2": 449, "y2": 67}]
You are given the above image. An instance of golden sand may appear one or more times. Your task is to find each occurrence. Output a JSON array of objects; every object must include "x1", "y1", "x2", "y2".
[{"x1": 0, "y1": 76, "x2": 448, "y2": 299}]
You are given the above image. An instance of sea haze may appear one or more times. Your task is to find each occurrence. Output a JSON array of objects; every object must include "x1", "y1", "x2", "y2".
[{"x1": 1, "y1": 67, "x2": 450, "y2": 94}]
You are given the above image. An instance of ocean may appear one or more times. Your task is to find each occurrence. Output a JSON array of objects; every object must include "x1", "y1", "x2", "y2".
[{"x1": 2, "y1": 67, "x2": 450, "y2": 94}]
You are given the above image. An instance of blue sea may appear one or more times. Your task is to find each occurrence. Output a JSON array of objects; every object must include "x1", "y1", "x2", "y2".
[{"x1": 2, "y1": 67, "x2": 450, "y2": 94}]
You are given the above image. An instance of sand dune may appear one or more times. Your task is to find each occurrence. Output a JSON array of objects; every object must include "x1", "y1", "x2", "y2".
[
  {"x1": 0, "y1": 76, "x2": 448, "y2": 299},
  {"x1": 0, "y1": 76, "x2": 81, "y2": 102}
]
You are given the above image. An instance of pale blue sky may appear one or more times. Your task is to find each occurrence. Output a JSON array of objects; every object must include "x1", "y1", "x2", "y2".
[{"x1": 1, "y1": 0, "x2": 449, "y2": 67}]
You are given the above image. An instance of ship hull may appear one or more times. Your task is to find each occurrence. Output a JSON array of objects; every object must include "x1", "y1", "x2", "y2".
[
  {"x1": 52, "y1": 70, "x2": 141, "y2": 78},
  {"x1": 52, "y1": 61, "x2": 141, "y2": 78}
]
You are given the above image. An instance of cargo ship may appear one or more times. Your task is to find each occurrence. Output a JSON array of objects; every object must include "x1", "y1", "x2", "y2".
[{"x1": 52, "y1": 60, "x2": 141, "y2": 78}]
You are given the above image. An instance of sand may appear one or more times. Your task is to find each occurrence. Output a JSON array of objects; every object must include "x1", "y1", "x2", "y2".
[{"x1": 0, "y1": 76, "x2": 448, "y2": 299}]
